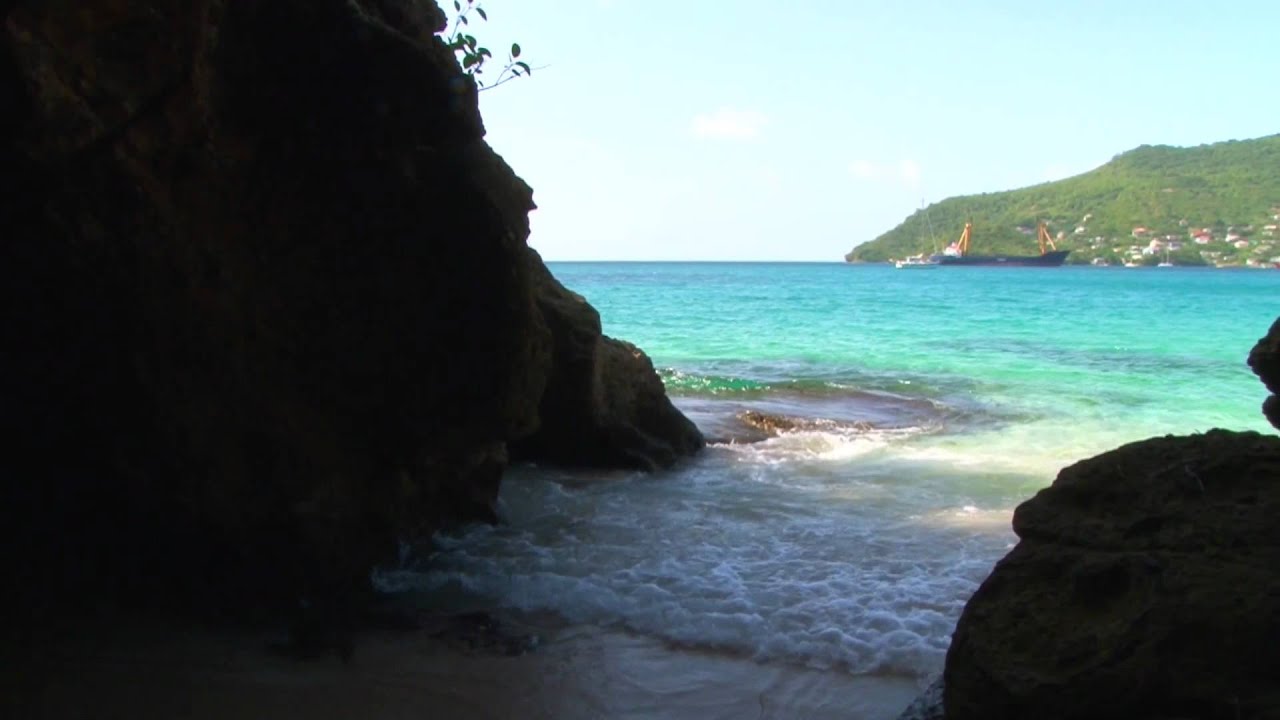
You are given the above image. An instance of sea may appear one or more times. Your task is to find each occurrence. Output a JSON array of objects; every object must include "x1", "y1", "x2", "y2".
[{"x1": 381, "y1": 263, "x2": 1278, "y2": 718}]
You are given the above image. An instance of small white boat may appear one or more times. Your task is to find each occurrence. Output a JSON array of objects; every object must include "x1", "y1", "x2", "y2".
[
  {"x1": 894, "y1": 202, "x2": 942, "y2": 269},
  {"x1": 895, "y1": 254, "x2": 940, "y2": 269}
]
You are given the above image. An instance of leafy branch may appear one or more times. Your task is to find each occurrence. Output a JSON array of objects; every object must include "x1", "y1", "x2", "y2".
[{"x1": 443, "y1": 0, "x2": 532, "y2": 91}]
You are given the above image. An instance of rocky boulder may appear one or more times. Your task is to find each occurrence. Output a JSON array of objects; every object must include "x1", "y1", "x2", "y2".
[
  {"x1": 1249, "y1": 317, "x2": 1280, "y2": 430},
  {"x1": 512, "y1": 254, "x2": 704, "y2": 470},
  {"x1": 0, "y1": 0, "x2": 699, "y2": 618},
  {"x1": 943, "y1": 429, "x2": 1280, "y2": 720}
]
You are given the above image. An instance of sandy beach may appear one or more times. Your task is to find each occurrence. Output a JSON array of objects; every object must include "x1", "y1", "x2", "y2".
[{"x1": 4, "y1": 614, "x2": 923, "y2": 720}]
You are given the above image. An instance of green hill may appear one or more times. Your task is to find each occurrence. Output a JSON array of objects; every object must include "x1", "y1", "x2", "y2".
[{"x1": 845, "y1": 134, "x2": 1280, "y2": 266}]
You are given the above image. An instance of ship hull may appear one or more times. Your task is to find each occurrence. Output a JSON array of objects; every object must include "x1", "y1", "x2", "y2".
[{"x1": 930, "y1": 250, "x2": 1070, "y2": 267}]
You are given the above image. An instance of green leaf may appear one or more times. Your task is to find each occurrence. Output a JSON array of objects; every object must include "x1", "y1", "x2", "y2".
[
  {"x1": 478, "y1": 47, "x2": 492, "y2": 58},
  {"x1": 476, "y1": 7, "x2": 487, "y2": 20},
  {"x1": 453, "y1": 0, "x2": 460, "y2": 11},
  {"x1": 462, "y1": 54, "x2": 478, "y2": 69},
  {"x1": 516, "y1": 61, "x2": 531, "y2": 75},
  {"x1": 510, "y1": 43, "x2": 521, "y2": 58}
]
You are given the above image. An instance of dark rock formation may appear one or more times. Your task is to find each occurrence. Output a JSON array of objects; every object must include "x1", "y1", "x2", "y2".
[
  {"x1": 896, "y1": 678, "x2": 945, "y2": 720},
  {"x1": 933, "y1": 319, "x2": 1280, "y2": 720},
  {"x1": 0, "y1": 0, "x2": 700, "y2": 618},
  {"x1": 943, "y1": 429, "x2": 1280, "y2": 720},
  {"x1": 1249, "y1": 317, "x2": 1280, "y2": 430},
  {"x1": 512, "y1": 257, "x2": 704, "y2": 470}
]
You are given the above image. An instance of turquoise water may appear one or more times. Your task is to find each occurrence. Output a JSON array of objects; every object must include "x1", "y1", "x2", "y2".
[
  {"x1": 399, "y1": 263, "x2": 1278, "y2": 688},
  {"x1": 570, "y1": 262, "x2": 1277, "y2": 473}
]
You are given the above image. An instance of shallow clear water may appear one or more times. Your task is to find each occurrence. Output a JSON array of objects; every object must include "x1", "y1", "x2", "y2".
[{"x1": 389, "y1": 263, "x2": 1278, "y2": 685}]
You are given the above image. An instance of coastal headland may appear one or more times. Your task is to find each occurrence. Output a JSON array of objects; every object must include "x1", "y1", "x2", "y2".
[{"x1": 847, "y1": 135, "x2": 1280, "y2": 269}]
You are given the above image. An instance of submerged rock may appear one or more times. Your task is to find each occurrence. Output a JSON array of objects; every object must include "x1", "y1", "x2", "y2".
[
  {"x1": 737, "y1": 410, "x2": 874, "y2": 437},
  {"x1": 0, "y1": 0, "x2": 699, "y2": 618},
  {"x1": 943, "y1": 429, "x2": 1280, "y2": 720}
]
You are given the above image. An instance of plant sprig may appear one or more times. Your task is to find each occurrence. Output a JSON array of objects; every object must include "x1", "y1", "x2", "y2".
[{"x1": 443, "y1": 1, "x2": 532, "y2": 91}]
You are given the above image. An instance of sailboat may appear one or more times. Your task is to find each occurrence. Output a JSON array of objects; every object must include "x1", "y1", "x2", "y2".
[
  {"x1": 930, "y1": 221, "x2": 1070, "y2": 267},
  {"x1": 895, "y1": 254, "x2": 939, "y2": 269},
  {"x1": 895, "y1": 200, "x2": 942, "y2": 268},
  {"x1": 1157, "y1": 248, "x2": 1174, "y2": 267}
]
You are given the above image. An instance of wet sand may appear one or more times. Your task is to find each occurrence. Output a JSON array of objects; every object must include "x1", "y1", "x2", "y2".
[{"x1": 4, "y1": 617, "x2": 923, "y2": 720}]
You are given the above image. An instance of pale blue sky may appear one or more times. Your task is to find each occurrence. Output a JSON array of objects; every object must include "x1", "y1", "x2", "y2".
[{"x1": 472, "y1": 1, "x2": 1279, "y2": 260}]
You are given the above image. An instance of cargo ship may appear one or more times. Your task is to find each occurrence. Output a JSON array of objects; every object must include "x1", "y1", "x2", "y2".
[{"x1": 930, "y1": 221, "x2": 1069, "y2": 267}]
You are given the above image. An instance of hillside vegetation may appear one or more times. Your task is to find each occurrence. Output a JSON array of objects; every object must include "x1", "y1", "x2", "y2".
[{"x1": 846, "y1": 134, "x2": 1280, "y2": 266}]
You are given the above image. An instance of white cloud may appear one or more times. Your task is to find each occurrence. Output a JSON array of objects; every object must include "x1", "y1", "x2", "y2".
[
  {"x1": 850, "y1": 159, "x2": 877, "y2": 179},
  {"x1": 848, "y1": 158, "x2": 922, "y2": 186},
  {"x1": 757, "y1": 167, "x2": 783, "y2": 190},
  {"x1": 691, "y1": 108, "x2": 769, "y2": 140},
  {"x1": 899, "y1": 159, "x2": 921, "y2": 186}
]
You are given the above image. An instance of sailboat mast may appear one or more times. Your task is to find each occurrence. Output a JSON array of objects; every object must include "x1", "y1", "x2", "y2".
[{"x1": 923, "y1": 199, "x2": 939, "y2": 253}]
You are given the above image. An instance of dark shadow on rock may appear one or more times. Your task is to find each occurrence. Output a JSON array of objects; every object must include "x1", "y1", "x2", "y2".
[
  {"x1": 0, "y1": 0, "x2": 700, "y2": 626},
  {"x1": 1248, "y1": 317, "x2": 1280, "y2": 430},
  {"x1": 943, "y1": 430, "x2": 1280, "y2": 720},
  {"x1": 942, "y1": 318, "x2": 1280, "y2": 719},
  {"x1": 510, "y1": 250, "x2": 705, "y2": 471}
]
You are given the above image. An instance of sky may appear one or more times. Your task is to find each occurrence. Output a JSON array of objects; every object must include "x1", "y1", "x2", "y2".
[{"x1": 466, "y1": 0, "x2": 1280, "y2": 261}]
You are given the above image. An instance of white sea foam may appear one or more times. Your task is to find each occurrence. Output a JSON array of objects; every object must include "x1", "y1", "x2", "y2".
[
  {"x1": 895, "y1": 414, "x2": 1171, "y2": 480},
  {"x1": 398, "y1": 441, "x2": 1019, "y2": 679},
  {"x1": 915, "y1": 504, "x2": 1016, "y2": 531},
  {"x1": 410, "y1": 539, "x2": 982, "y2": 675},
  {"x1": 716, "y1": 425, "x2": 922, "y2": 467}
]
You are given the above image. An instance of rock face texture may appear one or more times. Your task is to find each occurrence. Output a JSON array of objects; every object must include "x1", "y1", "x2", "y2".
[
  {"x1": 1, "y1": 0, "x2": 701, "y2": 616},
  {"x1": 1249, "y1": 317, "x2": 1280, "y2": 430},
  {"x1": 511, "y1": 258, "x2": 704, "y2": 471},
  {"x1": 940, "y1": 320, "x2": 1280, "y2": 720},
  {"x1": 944, "y1": 429, "x2": 1280, "y2": 719}
]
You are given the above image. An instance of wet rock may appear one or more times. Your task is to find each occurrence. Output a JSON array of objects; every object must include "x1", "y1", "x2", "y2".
[
  {"x1": 737, "y1": 410, "x2": 873, "y2": 437},
  {"x1": 740, "y1": 410, "x2": 807, "y2": 435},
  {"x1": 896, "y1": 677, "x2": 945, "y2": 720},
  {"x1": 1248, "y1": 317, "x2": 1280, "y2": 430}
]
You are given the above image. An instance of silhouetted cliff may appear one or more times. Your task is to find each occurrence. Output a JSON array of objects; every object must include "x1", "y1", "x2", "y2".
[{"x1": 0, "y1": 0, "x2": 701, "y2": 618}]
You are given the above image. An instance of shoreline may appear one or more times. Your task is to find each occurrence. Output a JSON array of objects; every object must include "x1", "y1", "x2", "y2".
[{"x1": 4, "y1": 614, "x2": 925, "y2": 720}]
